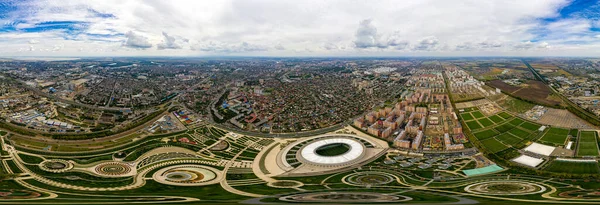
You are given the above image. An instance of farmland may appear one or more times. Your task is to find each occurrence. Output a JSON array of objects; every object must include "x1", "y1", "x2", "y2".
[{"x1": 488, "y1": 80, "x2": 565, "y2": 107}]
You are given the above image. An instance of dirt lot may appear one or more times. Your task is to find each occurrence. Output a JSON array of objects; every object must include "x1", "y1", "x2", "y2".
[
  {"x1": 488, "y1": 80, "x2": 520, "y2": 93},
  {"x1": 488, "y1": 80, "x2": 563, "y2": 107}
]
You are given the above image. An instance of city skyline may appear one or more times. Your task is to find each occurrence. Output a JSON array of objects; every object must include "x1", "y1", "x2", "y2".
[{"x1": 1, "y1": 0, "x2": 600, "y2": 57}]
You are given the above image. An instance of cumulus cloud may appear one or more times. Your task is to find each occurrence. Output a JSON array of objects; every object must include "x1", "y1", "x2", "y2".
[
  {"x1": 157, "y1": 32, "x2": 183, "y2": 50},
  {"x1": 122, "y1": 31, "x2": 152, "y2": 49},
  {"x1": 28, "y1": 39, "x2": 39, "y2": 44},
  {"x1": 513, "y1": 41, "x2": 551, "y2": 50},
  {"x1": 354, "y1": 19, "x2": 379, "y2": 48},
  {"x1": 353, "y1": 20, "x2": 410, "y2": 50}
]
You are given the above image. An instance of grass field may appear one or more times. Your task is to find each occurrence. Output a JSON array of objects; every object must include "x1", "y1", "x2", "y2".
[
  {"x1": 520, "y1": 122, "x2": 541, "y2": 132},
  {"x1": 473, "y1": 129, "x2": 498, "y2": 140},
  {"x1": 540, "y1": 128, "x2": 572, "y2": 145},
  {"x1": 547, "y1": 127, "x2": 570, "y2": 135},
  {"x1": 494, "y1": 123, "x2": 515, "y2": 133},
  {"x1": 544, "y1": 160, "x2": 600, "y2": 174},
  {"x1": 471, "y1": 111, "x2": 485, "y2": 118},
  {"x1": 460, "y1": 113, "x2": 474, "y2": 121},
  {"x1": 488, "y1": 115, "x2": 504, "y2": 123},
  {"x1": 466, "y1": 121, "x2": 482, "y2": 130},
  {"x1": 577, "y1": 131, "x2": 599, "y2": 156},
  {"x1": 508, "y1": 118, "x2": 524, "y2": 126},
  {"x1": 478, "y1": 118, "x2": 494, "y2": 127},
  {"x1": 496, "y1": 133, "x2": 522, "y2": 145},
  {"x1": 480, "y1": 138, "x2": 508, "y2": 153},
  {"x1": 508, "y1": 128, "x2": 531, "y2": 139},
  {"x1": 498, "y1": 112, "x2": 512, "y2": 119}
]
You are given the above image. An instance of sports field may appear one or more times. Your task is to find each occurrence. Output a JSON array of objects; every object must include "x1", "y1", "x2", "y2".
[
  {"x1": 498, "y1": 112, "x2": 512, "y2": 119},
  {"x1": 577, "y1": 131, "x2": 599, "y2": 156},
  {"x1": 508, "y1": 128, "x2": 531, "y2": 139},
  {"x1": 520, "y1": 122, "x2": 541, "y2": 132},
  {"x1": 488, "y1": 115, "x2": 504, "y2": 123},
  {"x1": 460, "y1": 113, "x2": 474, "y2": 121},
  {"x1": 473, "y1": 129, "x2": 498, "y2": 140},
  {"x1": 471, "y1": 111, "x2": 485, "y2": 119},
  {"x1": 477, "y1": 118, "x2": 494, "y2": 127},
  {"x1": 539, "y1": 128, "x2": 572, "y2": 145},
  {"x1": 508, "y1": 118, "x2": 524, "y2": 126},
  {"x1": 496, "y1": 133, "x2": 522, "y2": 145},
  {"x1": 494, "y1": 123, "x2": 515, "y2": 133},
  {"x1": 480, "y1": 138, "x2": 508, "y2": 153},
  {"x1": 466, "y1": 121, "x2": 482, "y2": 130},
  {"x1": 544, "y1": 160, "x2": 600, "y2": 174}
]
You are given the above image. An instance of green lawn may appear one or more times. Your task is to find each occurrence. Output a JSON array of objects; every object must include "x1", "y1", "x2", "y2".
[
  {"x1": 519, "y1": 122, "x2": 541, "y2": 132},
  {"x1": 466, "y1": 121, "x2": 482, "y2": 130},
  {"x1": 496, "y1": 133, "x2": 522, "y2": 146},
  {"x1": 488, "y1": 115, "x2": 504, "y2": 123},
  {"x1": 471, "y1": 111, "x2": 485, "y2": 119},
  {"x1": 544, "y1": 160, "x2": 600, "y2": 174},
  {"x1": 480, "y1": 138, "x2": 508, "y2": 153},
  {"x1": 478, "y1": 118, "x2": 494, "y2": 127},
  {"x1": 473, "y1": 129, "x2": 498, "y2": 140},
  {"x1": 460, "y1": 113, "x2": 474, "y2": 121},
  {"x1": 498, "y1": 112, "x2": 512, "y2": 119}
]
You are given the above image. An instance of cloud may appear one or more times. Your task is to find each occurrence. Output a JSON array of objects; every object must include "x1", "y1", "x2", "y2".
[
  {"x1": 413, "y1": 36, "x2": 440, "y2": 51},
  {"x1": 323, "y1": 42, "x2": 338, "y2": 50},
  {"x1": 0, "y1": 0, "x2": 599, "y2": 56},
  {"x1": 353, "y1": 20, "x2": 410, "y2": 50},
  {"x1": 28, "y1": 39, "x2": 39, "y2": 44},
  {"x1": 192, "y1": 41, "x2": 268, "y2": 53},
  {"x1": 157, "y1": 32, "x2": 183, "y2": 50},
  {"x1": 354, "y1": 19, "x2": 379, "y2": 48},
  {"x1": 513, "y1": 41, "x2": 551, "y2": 50},
  {"x1": 274, "y1": 44, "x2": 285, "y2": 50},
  {"x1": 122, "y1": 31, "x2": 152, "y2": 49}
]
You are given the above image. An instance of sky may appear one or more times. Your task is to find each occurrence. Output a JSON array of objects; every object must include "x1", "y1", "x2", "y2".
[{"x1": 0, "y1": 0, "x2": 599, "y2": 57}]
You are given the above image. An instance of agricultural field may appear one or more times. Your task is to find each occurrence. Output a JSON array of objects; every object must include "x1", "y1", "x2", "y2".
[
  {"x1": 577, "y1": 131, "x2": 599, "y2": 157},
  {"x1": 488, "y1": 80, "x2": 565, "y2": 107},
  {"x1": 544, "y1": 160, "x2": 600, "y2": 174}
]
